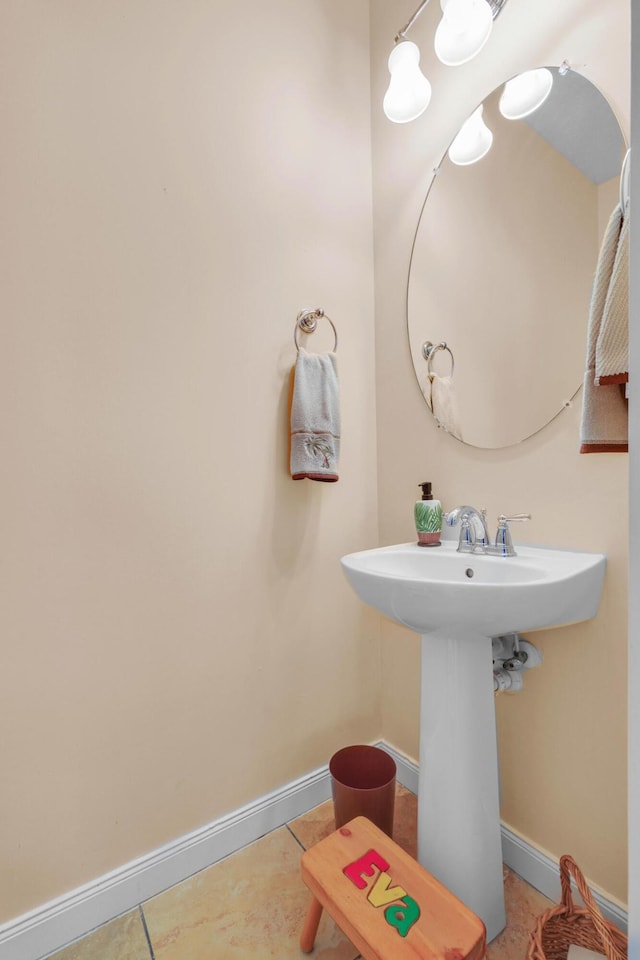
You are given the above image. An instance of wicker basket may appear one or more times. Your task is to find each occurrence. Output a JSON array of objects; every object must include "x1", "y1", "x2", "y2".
[{"x1": 527, "y1": 855, "x2": 627, "y2": 960}]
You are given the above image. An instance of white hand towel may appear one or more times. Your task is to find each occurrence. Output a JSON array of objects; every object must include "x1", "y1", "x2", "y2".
[
  {"x1": 430, "y1": 374, "x2": 463, "y2": 441},
  {"x1": 289, "y1": 349, "x2": 340, "y2": 482},
  {"x1": 595, "y1": 209, "x2": 629, "y2": 384},
  {"x1": 580, "y1": 204, "x2": 628, "y2": 453},
  {"x1": 579, "y1": 371, "x2": 627, "y2": 453}
]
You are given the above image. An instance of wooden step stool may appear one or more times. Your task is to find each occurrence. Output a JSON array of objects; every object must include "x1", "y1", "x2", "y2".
[{"x1": 300, "y1": 816, "x2": 486, "y2": 960}]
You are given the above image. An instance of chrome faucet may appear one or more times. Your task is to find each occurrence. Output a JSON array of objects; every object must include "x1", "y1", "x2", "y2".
[
  {"x1": 444, "y1": 506, "x2": 531, "y2": 557},
  {"x1": 444, "y1": 505, "x2": 490, "y2": 548}
]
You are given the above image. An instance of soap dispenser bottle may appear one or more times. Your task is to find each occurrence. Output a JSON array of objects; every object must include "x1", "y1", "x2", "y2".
[{"x1": 415, "y1": 482, "x2": 442, "y2": 547}]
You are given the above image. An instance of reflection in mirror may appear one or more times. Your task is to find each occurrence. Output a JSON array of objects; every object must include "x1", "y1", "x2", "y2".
[{"x1": 407, "y1": 66, "x2": 625, "y2": 449}]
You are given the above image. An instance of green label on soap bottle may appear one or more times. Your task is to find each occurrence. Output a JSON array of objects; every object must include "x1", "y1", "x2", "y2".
[{"x1": 414, "y1": 501, "x2": 442, "y2": 533}]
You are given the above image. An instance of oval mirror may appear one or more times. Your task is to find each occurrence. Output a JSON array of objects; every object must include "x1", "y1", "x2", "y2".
[{"x1": 407, "y1": 66, "x2": 625, "y2": 449}]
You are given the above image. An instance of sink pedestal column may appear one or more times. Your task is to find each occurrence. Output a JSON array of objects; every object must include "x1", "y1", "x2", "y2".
[{"x1": 418, "y1": 630, "x2": 506, "y2": 942}]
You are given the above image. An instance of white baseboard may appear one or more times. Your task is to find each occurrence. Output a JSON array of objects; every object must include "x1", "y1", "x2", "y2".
[
  {"x1": 501, "y1": 824, "x2": 628, "y2": 933},
  {"x1": 0, "y1": 764, "x2": 332, "y2": 960},
  {"x1": 379, "y1": 742, "x2": 628, "y2": 935},
  {"x1": 0, "y1": 740, "x2": 627, "y2": 960},
  {"x1": 378, "y1": 740, "x2": 420, "y2": 795}
]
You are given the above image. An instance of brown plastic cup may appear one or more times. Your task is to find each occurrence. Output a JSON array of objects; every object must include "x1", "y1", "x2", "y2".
[{"x1": 329, "y1": 744, "x2": 396, "y2": 838}]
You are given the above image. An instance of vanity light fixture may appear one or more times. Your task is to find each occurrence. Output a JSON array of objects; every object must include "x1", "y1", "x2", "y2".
[
  {"x1": 383, "y1": 40, "x2": 432, "y2": 123},
  {"x1": 384, "y1": 0, "x2": 509, "y2": 123},
  {"x1": 499, "y1": 67, "x2": 554, "y2": 119},
  {"x1": 434, "y1": 0, "x2": 493, "y2": 66},
  {"x1": 448, "y1": 104, "x2": 493, "y2": 165}
]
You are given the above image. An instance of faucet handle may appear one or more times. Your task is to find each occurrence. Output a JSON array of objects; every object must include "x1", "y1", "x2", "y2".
[{"x1": 495, "y1": 514, "x2": 531, "y2": 557}]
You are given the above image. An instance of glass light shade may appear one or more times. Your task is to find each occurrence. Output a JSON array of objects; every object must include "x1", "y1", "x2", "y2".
[
  {"x1": 434, "y1": 0, "x2": 493, "y2": 66},
  {"x1": 499, "y1": 68, "x2": 554, "y2": 119},
  {"x1": 383, "y1": 40, "x2": 432, "y2": 123},
  {"x1": 448, "y1": 105, "x2": 493, "y2": 165}
]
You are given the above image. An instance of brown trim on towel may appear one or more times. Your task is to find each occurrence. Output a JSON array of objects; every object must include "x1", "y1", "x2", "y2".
[
  {"x1": 580, "y1": 442, "x2": 628, "y2": 453},
  {"x1": 596, "y1": 373, "x2": 629, "y2": 385},
  {"x1": 292, "y1": 473, "x2": 339, "y2": 481}
]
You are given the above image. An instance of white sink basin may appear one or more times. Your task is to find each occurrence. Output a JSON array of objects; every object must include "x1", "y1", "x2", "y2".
[
  {"x1": 341, "y1": 540, "x2": 606, "y2": 637},
  {"x1": 340, "y1": 538, "x2": 606, "y2": 941}
]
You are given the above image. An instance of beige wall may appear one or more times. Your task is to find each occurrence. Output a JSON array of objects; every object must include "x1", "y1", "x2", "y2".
[
  {"x1": 0, "y1": 0, "x2": 379, "y2": 920},
  {"x1": 371, "y1": 0, "x2": 629, "y2": 904}
]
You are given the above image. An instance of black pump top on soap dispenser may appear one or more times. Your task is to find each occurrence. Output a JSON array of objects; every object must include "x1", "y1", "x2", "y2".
[{"x1": 419, "y1": 482, "x2": 433, "y2": 500}]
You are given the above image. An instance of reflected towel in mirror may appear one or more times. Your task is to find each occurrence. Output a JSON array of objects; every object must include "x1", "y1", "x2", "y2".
[{"x1": 430, "y1": 374, "x2": 463, "y2": 441}]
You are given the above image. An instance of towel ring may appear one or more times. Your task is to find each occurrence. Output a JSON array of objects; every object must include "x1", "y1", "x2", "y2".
[
  {"x1": 294, "y1": 308, "x2": 338, "y2": 353},
  {"x1": 422, "y1": 340, "x2": 454, "y2": 379}
]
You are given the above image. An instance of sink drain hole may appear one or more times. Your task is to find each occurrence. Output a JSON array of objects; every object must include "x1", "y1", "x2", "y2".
[{"x1": 465, "y1": 568, "x2": 474, "y2": 578}]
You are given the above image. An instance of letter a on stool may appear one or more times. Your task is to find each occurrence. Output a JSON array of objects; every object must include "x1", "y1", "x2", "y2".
[{"x1": 300, "y1": 816, "x2": 486, "y2": 960}]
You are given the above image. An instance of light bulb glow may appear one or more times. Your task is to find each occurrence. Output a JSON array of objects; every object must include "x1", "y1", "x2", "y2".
[
  {"x1": 435, "y1": 0, "x2": 493, "y2": 66},
  {"x1": 383, "y1": 40, "x2": 432, "y2": 123},
  {"x1": 499, "y1": 68, "x2": 554, "y2": 120},
  {"x1": 448, "y1": 105, "x2": 493, "y2": 165}
]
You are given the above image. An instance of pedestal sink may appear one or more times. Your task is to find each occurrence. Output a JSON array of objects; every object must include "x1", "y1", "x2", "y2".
[{"x1": 341, "y1": 540, "x2": 606, "y2": 941}]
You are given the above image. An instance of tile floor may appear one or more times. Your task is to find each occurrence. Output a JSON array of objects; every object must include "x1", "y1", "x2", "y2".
[{"x1": 45, "y1": 786, "x2": 553, "y2": 960}]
